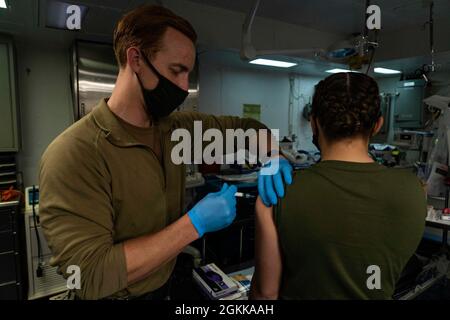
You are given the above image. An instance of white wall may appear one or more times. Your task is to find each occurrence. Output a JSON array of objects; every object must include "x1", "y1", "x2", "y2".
[
  {"x1": 198, "y1": 55, "x2": 322, "y2": 152},
  {"x1": 16, "y1": 41, "x2": 74, "y2": 186}
]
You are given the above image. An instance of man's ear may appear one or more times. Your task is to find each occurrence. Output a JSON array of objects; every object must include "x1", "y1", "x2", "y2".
[
  {"x1": 372, "y1": 116, "x2": 384, "y2": 136},
  {"x1": 126, "y1": 47, "x2": 142, "y2": 73}
]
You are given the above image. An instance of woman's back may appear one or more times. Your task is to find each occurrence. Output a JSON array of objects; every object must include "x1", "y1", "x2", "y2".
[{"x1": 277, "y1": 160, "x2": 426, "y2": 299}]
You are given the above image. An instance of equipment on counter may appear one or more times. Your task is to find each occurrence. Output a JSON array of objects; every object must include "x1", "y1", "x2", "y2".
[
  {"x1": 185, "y1": 164, "x2": 205, "y2": 188},
  {"x1": 369, "y1": 144, "x2": 402, "y2": 167},
  {"x1": 186, "y1": 172, "x2": 205, "y2": 188},
  {"x1": 215, "y1": 172, "x2": 257, "y2": 183},
  {"x1": 280, "y1": 137, "x2": 308, "y2": 165},
  {"x1": 371, "y1": 127, "x2": 434, "y2": 167},
  {"x1": 424, "y1": 95, "x2": 450, "y2": 112},
  {"x1": 192, "y1": 263, "x2": 238, "y2": 300},
  {"x1": 426, "y1": 162, "x2": 448, "y2": 199},
  {"x1": 23, "y1": 186, "x2": 67, "y2": 300},
  {"x1": 393, "y1": 130, "x2": 434, "y2": 165},
  {"x1": 393, "y1": 130, "x2": 434, "y2": 150},
  {"x1": 227, "y1": 268, "x2": 253, "y2": 300},
  {"x1": 282, "y1": 148, "x2": 308, "y2": 165},
  {"x1": 0, "y1": 186, "x2": 22, "y2": 202},
  {"x1": 424, "y1": 94, "x2": 450, "y2": 171},
  {"x1": 442, "y1": 209, "x2": 450, "y2": 221}
]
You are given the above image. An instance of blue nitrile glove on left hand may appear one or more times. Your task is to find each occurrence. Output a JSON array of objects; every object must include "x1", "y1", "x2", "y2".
[
  {"x1": 188, "y1": 183, "x2": 238, "y2": 238},
  {"x1": 258, "y1": 156, "x2": 293, "y2": 207}
]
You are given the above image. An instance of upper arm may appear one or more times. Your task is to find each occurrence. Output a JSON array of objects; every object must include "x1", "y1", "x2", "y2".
[
  {"x1": 251, "y1": 197, "x2": 283, "y2": 299},
  {"x1": 39, "y1": 136, "x2": 114, "y2": 241},
  {"x1": 39, "y1": 135, "x2": 127, "y2": 299}
]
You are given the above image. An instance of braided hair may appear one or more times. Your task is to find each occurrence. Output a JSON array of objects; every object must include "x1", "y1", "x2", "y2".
[{"x1": 311, "y1": 72, "x2": 381, "y2": 140}]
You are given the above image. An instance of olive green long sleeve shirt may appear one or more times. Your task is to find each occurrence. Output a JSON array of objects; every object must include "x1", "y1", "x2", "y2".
[{"x1": 39, "y1": 99, "x2": 267, "y2": 300}]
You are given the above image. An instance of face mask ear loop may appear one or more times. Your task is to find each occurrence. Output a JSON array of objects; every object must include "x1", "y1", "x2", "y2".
[
  {"x1": 140, "y1": 51, "x2": 162, "y2": 78},
  {"x1": 370, "y1": 110, "x2": 383, "y2": 138},
  {"x1": 313, "y1": 117, "x2": 319, "y2": 138},
  {"x1": 136, "y1": 51, "x2": 161, "y2": 95},
  {"x1": 135, "y1": 71, "x2": 145, "y2": 89}
]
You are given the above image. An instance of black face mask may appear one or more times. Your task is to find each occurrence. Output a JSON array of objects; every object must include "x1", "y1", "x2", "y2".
[
  {"x1": 312, "y1": 118, "x2": 321, "y2": 152},
  {"x1": 136, "y1": 52, "x2": 189, "y2": 120}
]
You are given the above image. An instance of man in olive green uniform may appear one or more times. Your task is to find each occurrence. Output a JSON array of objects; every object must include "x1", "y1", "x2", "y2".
[{"x1": 39, "y1": 5, "x2": 292, "y2": 300}]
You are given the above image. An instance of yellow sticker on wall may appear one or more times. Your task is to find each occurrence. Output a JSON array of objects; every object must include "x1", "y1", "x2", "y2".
[{"x1": 243, "y1": 104, "x2": 261, "y2": 121}]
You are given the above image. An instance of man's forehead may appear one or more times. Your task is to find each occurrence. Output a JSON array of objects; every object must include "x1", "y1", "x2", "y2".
[
  {"x1": 159, "y1": 51, "x2": 195, "y2": 71},
  {"x1": 157, "y1": 33, "x2": 196, "y2": 70},
  {"x1": 160, "y1": 28, "x2": 195, "y2": 51}
]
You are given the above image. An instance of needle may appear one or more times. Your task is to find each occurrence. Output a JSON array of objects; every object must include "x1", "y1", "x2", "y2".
[{"x1": 234, "y1": 192, "x2": 256, "y2": 199}]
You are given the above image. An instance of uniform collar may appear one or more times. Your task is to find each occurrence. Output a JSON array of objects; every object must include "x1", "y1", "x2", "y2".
[{"x1": 91, "y1": 99, "x2": 174, "y2": 147}]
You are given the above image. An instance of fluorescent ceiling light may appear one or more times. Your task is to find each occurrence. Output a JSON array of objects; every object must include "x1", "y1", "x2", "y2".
[
  {"x1": 325, "y1": 68, "x2": 352, "y2": 73},
  {"x1": 249, "y1": 58, "x2": 297, "y2": 68},
  {"x1": 0, "y1": 0, "x2": 7, "y2": 8},
  {"x1": 374, "y1": 67, "x2": 401, "y2": 74}
]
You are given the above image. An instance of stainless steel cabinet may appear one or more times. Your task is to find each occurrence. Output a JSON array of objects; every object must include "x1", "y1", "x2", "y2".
[{"x1": 0, "y1": 36, "x2": 19, "y2": 152}]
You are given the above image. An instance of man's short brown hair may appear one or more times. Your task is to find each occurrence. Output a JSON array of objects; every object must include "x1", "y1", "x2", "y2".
[{"x1": 113, "y1": 5, "x2": 197, "y2": 67}]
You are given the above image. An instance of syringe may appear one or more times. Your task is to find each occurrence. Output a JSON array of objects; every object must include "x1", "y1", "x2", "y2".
[{"x1": 234, "y1": 192, "x2": 256, "y2": 199}]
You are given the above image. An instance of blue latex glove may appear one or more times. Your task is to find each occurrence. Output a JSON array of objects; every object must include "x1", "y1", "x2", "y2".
[
  {"x1": 258, "y1": 157, "x2": 293, "y2": 206},
  {"x1": 188, "y1": 183, "x2": 237, "y2": 237}
]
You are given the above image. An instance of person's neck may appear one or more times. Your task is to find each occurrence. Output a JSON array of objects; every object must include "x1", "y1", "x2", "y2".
[
  {"x1": 320, "y1": 138, "x2": 373, "y2": 163},
  {"x1": 107, "y1": 71, "x2": 152, "y2": 128}
]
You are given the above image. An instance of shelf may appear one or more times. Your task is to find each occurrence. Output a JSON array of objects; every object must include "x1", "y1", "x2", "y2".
[
  {"x1": 0, "y1": 180, "x2": 17, "y2": 185},
  {"x1": 0, "y1": 164, "x2": 15, "y2": 169},
  {"x1": 0, "y1": 172, "x2": 16, "y2": 177},
  {"x1": 0, "y1": 200, "x2": 19, "y2": 208}
]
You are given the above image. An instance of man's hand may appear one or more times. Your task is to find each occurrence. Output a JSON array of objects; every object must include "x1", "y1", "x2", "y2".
[
  {"x1": 188, "y1": 183, "x2": 237, "y2": 237},
  {"x1": 258, "y1": 157, "x2": 293, "y2": 207}
]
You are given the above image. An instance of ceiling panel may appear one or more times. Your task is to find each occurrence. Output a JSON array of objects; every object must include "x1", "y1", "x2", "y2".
[{"x1": 188, "y1": 0, "x2": 450, "y2": 34}]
